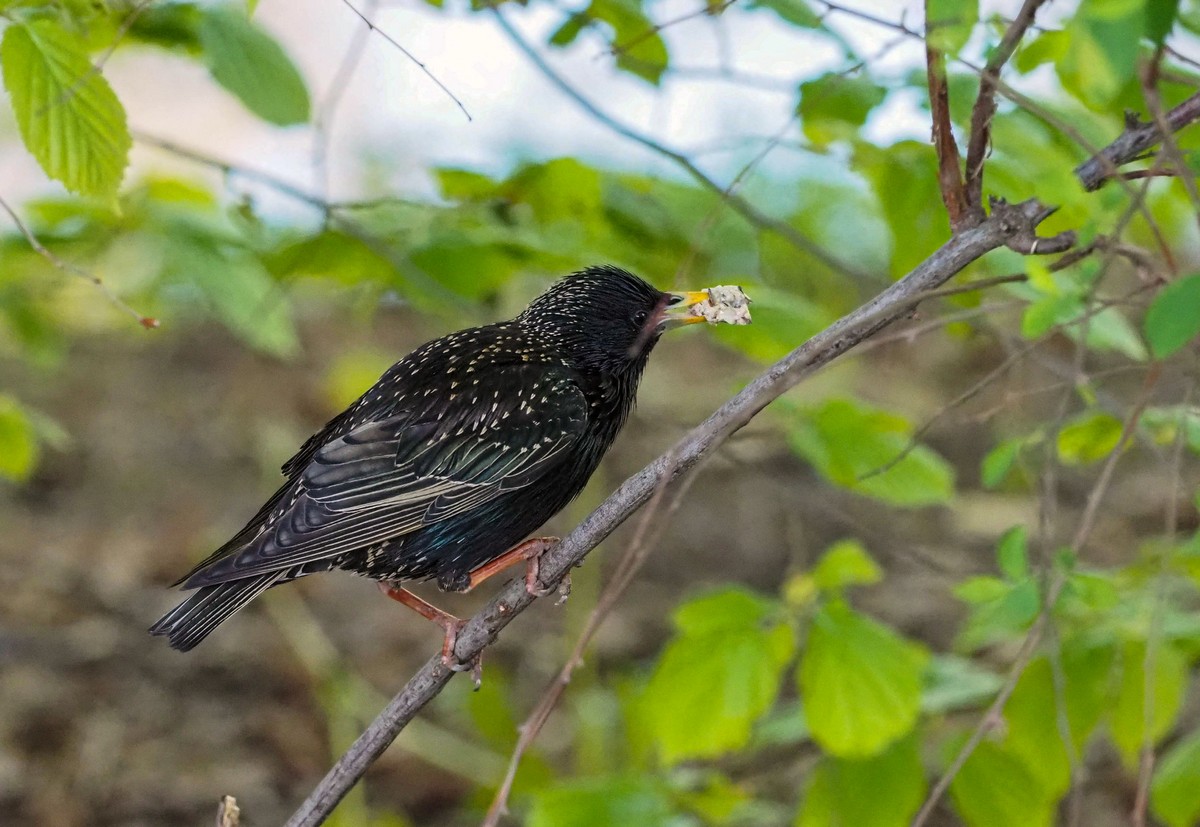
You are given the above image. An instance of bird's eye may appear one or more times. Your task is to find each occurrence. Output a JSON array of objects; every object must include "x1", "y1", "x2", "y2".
[{"x1": 634, "y1": 310, "x2": 649, "y2": 325}]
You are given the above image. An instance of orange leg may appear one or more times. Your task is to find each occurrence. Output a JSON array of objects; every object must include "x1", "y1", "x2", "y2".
[
  {"x1": 378, "y1": 582, "x2": 479, "y2": 678},
  {"x1": 466, "y1": 536, "x2": 565, "y2": 597}
]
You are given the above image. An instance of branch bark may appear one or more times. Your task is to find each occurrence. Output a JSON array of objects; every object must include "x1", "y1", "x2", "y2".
[
  {"x1": 963, "y1": 0, "x2": 1049, "y2": 214},
  {"x1": 1076, "y1": 91, "x2": 1200, "y2": 191},
  {"x1": 282, "y1": 197, "x2": 1059, "y2": 827},
  {"x1": 925, "y1": 40, "x2": 969, "y2": 229}
]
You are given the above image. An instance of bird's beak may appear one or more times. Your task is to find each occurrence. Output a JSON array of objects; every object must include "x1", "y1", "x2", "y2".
[{"x1": 659, "y1": 290, "x2": 711, "y2": 328}]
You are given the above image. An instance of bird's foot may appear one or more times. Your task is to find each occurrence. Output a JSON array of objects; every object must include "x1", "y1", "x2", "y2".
[
  {"x1": 523, "y1": 541, "x2": 570, "y2": 603},
  {"x1": 436, "y1": 617, "x2": 484, "y2": 687},
  {"x1": 377, "y1": 582, "x2": 482, "y2": 686}
]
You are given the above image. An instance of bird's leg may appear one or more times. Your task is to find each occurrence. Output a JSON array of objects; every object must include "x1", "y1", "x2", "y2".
[
  {"x1": 466, "y1": 536, "x2": 568, "y2": 599},
  {"x1": 377, "y1": 582, "x2": 481, "y2": 681}
]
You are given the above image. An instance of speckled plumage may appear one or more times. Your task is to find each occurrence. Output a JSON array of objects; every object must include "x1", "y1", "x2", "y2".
[{"x1": 151, "y1": 266, "x2": 675, "y2": 651}]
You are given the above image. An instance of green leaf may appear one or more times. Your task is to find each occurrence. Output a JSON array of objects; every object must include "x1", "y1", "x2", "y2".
[
  {"x1": 799, "y1": 73, "x2": 887, "y2": 145},
  {"x1": 552, "y1": 0, "x2": 668, "y2": 84},
  {"x1": 1057, "y1": 411, "x2": 1123, "y2": 465},
  {"x1": 996, "y1": 526, "x2": 1028, "y2": 581},
  {"x1": 750, "y1": 0, "x2": 820, "y2": 27},
  {"x1": 528, "y1": 776, "x2": 674, "y2": 827},
  {"x1": 949, "y1": 740, "x2": 1055, "y2": 827},
  {"x1": 981, "y1": 437, "x2": 1022, "y2": 489},
  {"x1": 1, "y1": 19, "x2": 131, "y2": 198},
  {"x1": 810, "y1": 539, "x2": 882, "y2": 591},
  {"x1": 198, "y1": 7, "x2": 310, "y2": 125},
  {"x1": 1152, "y1": 727, "x2": 1200, "y2": 827},
  {"x1": 799, "y1": 600, "x2": 928, "y2": 758},
  {"x1": 170, "y1": 239, "x2": 299, "y2": 357},
  {"x1": 0, "y1": 395, "x2": 39, "y2": 482},
  {"x1": 787, "y1": 398, "x2": 955, "y2": 507},
  {"x1": 1002, "y1": 658, "x2": 1072, "y2": 795},
  {"x1": 925, "y1": 0, "x2": 979, "y2": 55},
  {"x1": 1014, "y1": 30, "x2": 1068, "y2": 74},
  {"x1": 1145, "y1": 273, "x2": 1200, "y2": 358},
  {"x1": 1057, "y1": 2, "x2": 1144, "y2": 109},
  {"x1": 920, "y1": 655, "x2": 1004, "y2": 715},
  {"x1": 1108, "y1": 639, "x2": 1188, "y2": 766},
  {"x1": 643, "y1": 588, "x2": 794, "y2": 763},
  {"x1": 1081, "y1": 306, "x2": 1148, "y2": 361},
  {"x1": 796, "y1": 734, "x2": 926, "y2": 827},
  {"x1": 1146, "y1": 0, "x2": 1182, "y2": 45},
  {"x1": 956, "y1": 578, "x2": 1040, "y2": 650}
]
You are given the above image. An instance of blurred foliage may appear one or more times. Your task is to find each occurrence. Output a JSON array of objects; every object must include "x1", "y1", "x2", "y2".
[{"x1": 2, "y1": 0, "x2": 1200, "y2": 825}]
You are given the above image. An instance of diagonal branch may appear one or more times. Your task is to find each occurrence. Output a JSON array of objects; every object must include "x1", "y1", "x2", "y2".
[
  {"x1": 963, "y1": 0, "x2": 1049, "y2": 213},
  {"x1": 1076, "y1": 91, "x2": 1200, "y2": 191},
  {"x1": 281, "y1": 198, "x2": 1059, "y2": 827}
]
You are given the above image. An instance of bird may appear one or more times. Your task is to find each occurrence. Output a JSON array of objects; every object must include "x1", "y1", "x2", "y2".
[{"x1": 150, "y1": 265, "x2": 711, "y2": 665}]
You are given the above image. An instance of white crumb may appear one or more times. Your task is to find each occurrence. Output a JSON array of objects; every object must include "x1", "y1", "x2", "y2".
[{"x1": 689, "y1": 285, "x2": 752, "y2": 325}]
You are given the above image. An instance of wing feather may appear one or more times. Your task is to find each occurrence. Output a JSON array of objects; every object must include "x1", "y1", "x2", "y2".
[{"x1": 182, "y1": 367, "x2": 587, "y2": 588}]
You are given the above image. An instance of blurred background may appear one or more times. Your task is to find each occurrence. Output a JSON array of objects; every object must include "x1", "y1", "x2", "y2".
[{"x1": 2, "y1": 0, "x2": 1200, "y2": 825}]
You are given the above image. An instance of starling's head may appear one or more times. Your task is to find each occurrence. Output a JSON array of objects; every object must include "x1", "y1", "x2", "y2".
[{"x1": 517, "y1": 265, "x2": 708, "y2": 374}]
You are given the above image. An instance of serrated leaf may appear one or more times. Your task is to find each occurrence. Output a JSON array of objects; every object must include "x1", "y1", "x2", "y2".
[
  {"x1": 1, "y1": 19, "x2": 130, "y2": 198},
  {"x1": 1152, "y1": 726, "x2": 1200, "y2": 827},
  {"x1": 799, "y1": 600, "x2": 928, "y2": 758},
  {"x1": 796, "y1": 734, "x2": 926, "y2": 827},
  {"x1": 0, "y1": 394, "x2": 38, "y2": 482},
  {"x1": 644, "y1": 588, "x2": 795, "y2": 763},
  {"x1": 1057, "y1": 411, "x2": 1123, "y2": 465},
  {"x1": 198, "y1": 7, "x2": 310, "y2": 125},
  {"x1": 1108, "y1": 639, "x2": 1187, "y2": 766},
  {"x1": 1145, "y1": 273, "x2": 1200, "y2": 358},
  {"x1": 925, "y1": 0, "x2": 979, "y2": 55}
]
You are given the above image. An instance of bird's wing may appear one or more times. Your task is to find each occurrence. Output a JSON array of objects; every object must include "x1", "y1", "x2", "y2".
[{"x1": 182, "y1": 366, "x2": 588, "y2": 587}]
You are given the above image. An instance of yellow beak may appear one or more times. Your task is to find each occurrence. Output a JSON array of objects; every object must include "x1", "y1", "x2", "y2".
[{"x1": 660, "y1": 290, "x2": 711, "y2": 326}]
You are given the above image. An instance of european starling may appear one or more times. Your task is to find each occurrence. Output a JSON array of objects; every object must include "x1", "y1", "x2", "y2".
[{"x1": 150, "y1": 266, "x2": 712, "y2": 662}]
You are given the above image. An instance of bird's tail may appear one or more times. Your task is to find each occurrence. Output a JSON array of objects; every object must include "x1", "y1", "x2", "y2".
[{"x1": 149, "y1": 572, "x2": 282, "y2": 651}]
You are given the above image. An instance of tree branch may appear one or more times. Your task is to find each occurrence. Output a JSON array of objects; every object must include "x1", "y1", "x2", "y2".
[
  {"x1": 1076, "y1": 91, "x2": 1200, "y2": 191},
  {"x1": 924, "y1": 39, "x2": 968, "y2": 229},
  {"x1": 281, "y1": 197, "x2": 1058, "y2": 827},
  {"x1": 963, "y1": 0, "x2": 1049, "y2": 214}
]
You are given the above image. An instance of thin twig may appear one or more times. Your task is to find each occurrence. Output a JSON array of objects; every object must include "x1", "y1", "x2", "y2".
[
  {"x1": 0, "y1": 194, "x2": 158, "y2": 329},
  {"x1": 281, "y1": 199, "x2": 1057, "y2": 827},
  {"x1": 339, "y1": 0, "x2": 472, "y2": 121},
  {"x1": 313, "y1": 0, "x2": 379, "y2": 199}
]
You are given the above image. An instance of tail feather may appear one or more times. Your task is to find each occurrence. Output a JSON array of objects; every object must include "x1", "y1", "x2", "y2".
[{"x1": 149, "y1": 573, "x2": 282, "y2": 651}]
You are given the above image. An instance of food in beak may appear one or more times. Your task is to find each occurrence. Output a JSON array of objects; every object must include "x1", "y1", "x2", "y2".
[{"x1": 686, "y1": 285, "x2": 752, "y2": 325}]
